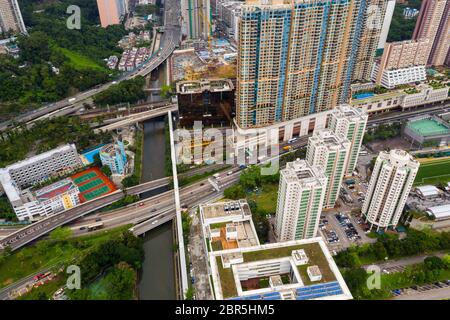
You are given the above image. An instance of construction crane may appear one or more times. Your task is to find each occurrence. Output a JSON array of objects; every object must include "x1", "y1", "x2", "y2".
[{"x1": 196, "y1": 0, "x2": 213, "y2": 52}]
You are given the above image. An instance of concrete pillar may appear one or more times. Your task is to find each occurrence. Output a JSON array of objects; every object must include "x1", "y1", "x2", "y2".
[
  {"x1": 300, "y1": 118, "x2": 309, "y2": 136},
  {"x1": 313, "y1": 113, "x2": 328, "y2": 133},
  {"x1": 283, "y1": 123, "x2": 294, "y2": 142}
]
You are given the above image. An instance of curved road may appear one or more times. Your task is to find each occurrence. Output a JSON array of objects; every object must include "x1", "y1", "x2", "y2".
[{"x1": 0, "y1": 0, "x2": 181, "y2": 132}]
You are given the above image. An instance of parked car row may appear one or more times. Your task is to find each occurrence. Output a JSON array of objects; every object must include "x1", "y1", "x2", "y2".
[
  {"x1": 335, "y1": 213, "x2": 361, "y2": 241},
  {"x1": 391, "y1": 280, "x2": 450, "y2": 296},
  {"x1": 324, "y1": 229, "x2": 339, "y2": 244}
]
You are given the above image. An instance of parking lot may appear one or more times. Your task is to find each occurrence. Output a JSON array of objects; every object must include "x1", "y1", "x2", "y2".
[
  {"x1": 320, "y1": 209, "x2": 376, "y2": 252},
  {"x1": 391, "y1": 280, "x2": 450, "y2": 298}
]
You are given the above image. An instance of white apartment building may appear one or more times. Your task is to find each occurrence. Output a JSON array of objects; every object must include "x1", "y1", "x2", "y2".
[
  {"x1": 0, "y1": 144, "x2": 83, "y2": 220},
  {"x1": 306, "y1": 130, "x2": 351, "y2": 209},
  {"x1": 329, "y1": 105, "x2": 368, "y2": 176},
  {"x1": 362, "y1": 149, "x2": 420, "y2": 230},
  {"x1": 372, "y1": 64, "x2": 427, "y2": 89},
  {"x1": 275, "y1": 159, "x2": 327, "y2": 241}
]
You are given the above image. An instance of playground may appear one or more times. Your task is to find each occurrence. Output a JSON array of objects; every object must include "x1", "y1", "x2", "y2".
[
  {"x1": 414, "y1": 157, "x2": 450, "y2": 186},
  {"x1": 71, "y1": 167, "x2": 117, "y2": 202}
]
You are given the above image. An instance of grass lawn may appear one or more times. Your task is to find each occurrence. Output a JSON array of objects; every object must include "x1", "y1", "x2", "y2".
[
  {"x1": 248, "y1": 183, "x2": 278, "y2": 215},
  {"x1": 414, "y1": 158, "x2": 450, "y2": 186},
  {"x1": 56, "y1": 47, "x2": 106, "y2": 71},
  {"x1": 215, "y1": 256, "x2": 237, "y2": 298},
  {"x1": 0, "y1": 225, "x2": 130, "y2": 289}
]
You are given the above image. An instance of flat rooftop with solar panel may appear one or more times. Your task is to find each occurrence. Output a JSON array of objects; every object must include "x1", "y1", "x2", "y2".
[
  {"x1": 206, "y1": 232, "x2": 352, "y2": 299},
  {"x1": 403, "y1": 115, "x2": 450, "y2": 147}
]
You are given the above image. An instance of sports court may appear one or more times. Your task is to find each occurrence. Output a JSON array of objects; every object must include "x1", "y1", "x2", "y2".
[
  {"x1": 407, "y1": 118, "x2": 450, "y2": 137},
  {"x1": 71, "y1": 167, "x2": 117, "y2": 202}
]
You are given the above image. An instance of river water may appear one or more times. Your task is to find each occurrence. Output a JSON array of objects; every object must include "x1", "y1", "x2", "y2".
[{"x1": 137, "y1": 63, "x2": 176, "y2": 300}]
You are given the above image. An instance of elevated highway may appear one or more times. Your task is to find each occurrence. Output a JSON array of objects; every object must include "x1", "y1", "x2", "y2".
[
  {"x1": 0, "y1": 0, "x2": 181, "y2": 132},
  {"x1": 0, "y1": 177, "x2": 170, "y2": 251},
  {"x1": 94, "y1": 104, "x2": 178, "y2": 133}
]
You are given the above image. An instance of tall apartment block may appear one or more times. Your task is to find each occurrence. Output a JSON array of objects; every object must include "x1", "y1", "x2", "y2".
[
  {"x1": 377, "y1": 0, "x2": 396, "y2": 49},
  {"x1": 236, "y1": 0, "x2": 388, "y2": 129},
  {"x1": 96, "y1": 0, "x2": 128, "y2": 28},
  {"x1": 275, "y1": 159, "x2": 327, "y2": 241},
  {"x1": 372, "y1": 39, "x2": 430, "y2": 88},
  {"x1": 181, "y1": 0, "x2": 212, "y2": 39},
  {"x1": 329, "y1": 105, "x2": 368, "y2": 176},
  {"x1": 306, "y1": 129, "x2": 350, "y2": 209},
  {"x1": 0, "y1": 0, "x2": 26, "y2": 34},
  {"x1": 413, "y1": 0, "x2": 450, "y2": 66},
  {"x1": 362, "y1": 149, "x2": 419, "y2": 230}
]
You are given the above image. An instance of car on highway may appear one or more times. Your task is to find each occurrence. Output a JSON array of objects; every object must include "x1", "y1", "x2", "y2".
[
  {"x1": 151, "y1": 208, "x2": 157, "y2": 212},
  {"x1": 151, "y1": 220, "x2": 158, "y2": 225},
  {"x1": 95, "y1": 217, "x2": 102, "y2": 222},
  {"x1": 139, "y1": 202, "x2": 145, "y2": 207}
]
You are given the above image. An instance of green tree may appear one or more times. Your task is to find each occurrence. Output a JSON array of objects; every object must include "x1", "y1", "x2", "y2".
[
  {"x1": 49, "y1": 227, "x2": 72, "y2": 242},
  {"x1": 101, "y1": 165, "x2": 112, "y2": 177}
]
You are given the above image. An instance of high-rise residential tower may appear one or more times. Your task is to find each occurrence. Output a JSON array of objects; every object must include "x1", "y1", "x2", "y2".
[
  {"x1": 236, "y1": 0, "x2": 388, "y2": 129},
  {"x1": 413, "y1": 0, "x2": 450, "y2": 66},
  {"x1": 182, "y1": 0, "x2": 212, "y2": 39},
  {"x1": 96, "y1": 0, "x2": 128, "y2": 28},
  {"x1": 275, "y1": 159, "x2": 327, "y2": 241},
  {"x1": 306, "y1": 129, "x2": 350, "y2": 209},
  {"x1": 362, "y1": 149, "x2": 419, "y2": 231},
  {"x1": 329, "y1": 105, "x2": 368, "y2": 176},
  {"x1": 0, "y1": 0, "x2": 27, "y2": 34},
  {"x1": 377, "y1": 0, "x2": 396, "y2": 50}
]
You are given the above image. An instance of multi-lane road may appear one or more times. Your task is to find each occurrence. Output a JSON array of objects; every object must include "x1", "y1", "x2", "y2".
[{"x1": 0, "y1": 0, "x2": 181, "y2": 132}]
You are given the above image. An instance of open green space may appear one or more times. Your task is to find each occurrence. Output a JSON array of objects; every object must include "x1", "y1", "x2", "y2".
[
  {"x1": 56, "y1": 47, "x2": 107, "y2": 72},
  {"x1": 247, "y1": 183, "x2": 278, "y2": 215},
  {"x1": 414, "y1": 158, "x2": 450, "y2": 186},
  {"x1": 0, "y1": 225, "x2": 130, "y2": 289}
]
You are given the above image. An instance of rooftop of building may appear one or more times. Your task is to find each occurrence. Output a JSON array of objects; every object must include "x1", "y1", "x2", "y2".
[
  {"x1": 331, "y1": 104, "x2": 367, "y2": 120},
  {"x1": 176, "y1": 78, "x2": 234, "y2": 94},
  {"x1": 282, "y1": 159, "x2": 327, "y2": 186},
  {"x1": 201, "y1": 200, "x2": 251, "y2": 220},
  {"x1": 202, "y1": 200, "x2": 260, "y2": 251},
  {"x1": 379, "y1": 149, "x2": 420, "y2": 169},
  {"x1": 35, "y1": 178, "x2": 78, "y2": 201},
  {"x1": 426, "y1": 204, "x2": 450, "y2": 220},
  {"x1": 406, "y1": 115, "x2": 450, "y2": 137},
  {"x1": 0, "y1": 144, "x2": 79, "y2": 203},
  {"x1": 210, "y1": 238, "x2": 352, "y2": 300},
  {"x1": 309, "y1": 129, "x2": 349, "y2": 149}
]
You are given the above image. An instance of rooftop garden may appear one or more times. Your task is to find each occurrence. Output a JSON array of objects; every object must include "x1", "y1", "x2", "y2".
[
  {"x1": 215, "y1": 242, "x2": 337, "y2": 298},
  {"x1": 428, "y1": 81, "x2": 446, "y2": 90}
]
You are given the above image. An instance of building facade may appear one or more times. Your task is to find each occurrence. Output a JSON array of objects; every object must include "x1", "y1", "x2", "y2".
[
  {"x1": 362, "y1": 149, "x2": 419, "y2": 230},
  {"x1": 0, "y1": 0, "x2": 26, "y2": 34},
  {"x1": 96, "y1": 0, "x2": 128, "y2": 28},
  {"x1": 328, "y1": 105, "x2": 368, "y2": 176},
  {"x1": 236, "y1": 0, "x2": 388, "y2": 129},
  {"x1": 372, "y1": 39, "x2": 430, "y2": 88},
  {"x1": 306, "y1": 129, "x2": 350, "y2": 209},
  {"x1": 176, "y1": 78, "x2": 235, "y2": 127},
  {"x1": 99, "y1": 137, "x2": 128, "y2": 175},
  {"x1": 181, "y1": 0, "x2": 212, "y2": 39},
  {"x1": 412, "y1": 0, "x2": 450, "y2": 66},
  {"x1": 0, "y1": 145, "x2": 83, "y2": 221},
  {"x1": 377, "y1": 0, "x2": 396, "y2": 49},
  {"x1": 275, "y1": 159, "x2": 327, "y2": 241}
]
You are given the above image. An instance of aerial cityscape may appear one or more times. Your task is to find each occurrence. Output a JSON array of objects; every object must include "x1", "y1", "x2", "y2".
[{"x1": 0, "y1": 0, "x2": 449, "y2": 306}]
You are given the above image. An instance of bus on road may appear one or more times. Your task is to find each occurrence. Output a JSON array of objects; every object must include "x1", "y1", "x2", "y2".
[{"x1": 87, "y1": 222, "x2": 104, "y2": 232}]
